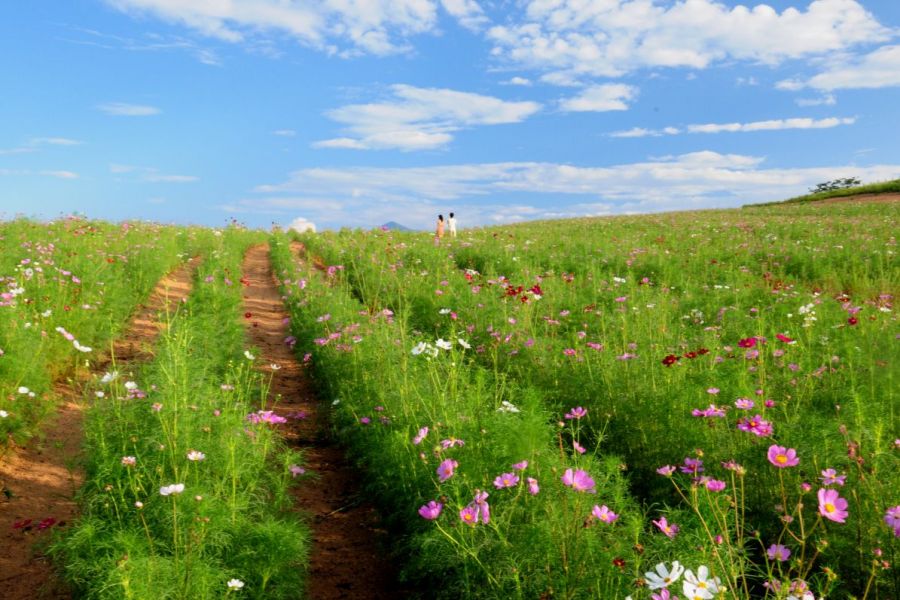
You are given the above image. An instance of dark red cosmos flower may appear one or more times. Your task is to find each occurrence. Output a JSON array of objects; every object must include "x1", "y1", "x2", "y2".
[
  {"x1": 662, "y1": 354, "x2": 680, "y2": 366},
  {"x1": 684, "y1": 351, "x2": 697, "y2": 359},
  {"x1": 697, "y1": 348, "x2": 710, "y2": 355},
  {"x1": 244, "y1": 312, "x2": 252, "y2": 319},
  {"x1": 738, "y1": 337, "x2": 757, "y2": 348},
  {"x1": 37, "y1": 517, "x2": 57, "y2": 530},
  {"x1": 848, "y1": 317, "x2": 858, "y2": 326},
  {"x1": 530, "y1": 284, "x2": 543, "y2": 296},
  {"x1": 612, "y1": 557, "x2": 626, "y2": 570},
  {"x1": 776, "y1": 333, "x2": 794, "y2": 343},
  {"x1": 13, "y1": 519, "x2": 32, "y2": 530}
]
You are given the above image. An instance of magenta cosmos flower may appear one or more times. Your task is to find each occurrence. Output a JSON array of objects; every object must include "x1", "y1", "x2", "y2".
[
  {"x1": 561, "y1": 468, "x2": 596, "y2": 493},
  {"x1": 885, "y1": 506, "x2": 900, "y2": 536},
  {"x1": 418, "y1": 500, "x2": 443, "y2": 520},
  {"x1": 527, "y1": 477, "x2": 540, "y2": 495},
  {"x1": 767, "y1": 445, "x2": 799, "y2": 468},
  {"x1": 653, "y1": 516, "x2": 679, "y2": 538},
  {"x1": 818, "y1": 488, "x2": 849, "y2": 523},
  {"x1": 412, "y1": 426, "x2": 428, "y2": 445},
  {"x1": 437, "y1": 459, "x2": 458, "y2": 482},
  {"x1": 819, "y1": 468, "x2": 846, "y2": 486}
]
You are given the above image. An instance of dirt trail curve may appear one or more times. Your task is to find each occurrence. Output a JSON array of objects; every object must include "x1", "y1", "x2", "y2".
[
  {"x1": 0, "y1": 257, "x2": 199, "y2": 600},
  {"x1": 240, "y1": 244, "x2": 401, "y2": 600}
]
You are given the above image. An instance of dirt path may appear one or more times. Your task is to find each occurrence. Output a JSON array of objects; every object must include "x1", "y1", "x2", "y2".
[
  {"x1": 240, "y1": 244, "x2": 399, "y2": 600},
  {"x1": 0, "y1": 258, "x2": 198, "y2": 600}
]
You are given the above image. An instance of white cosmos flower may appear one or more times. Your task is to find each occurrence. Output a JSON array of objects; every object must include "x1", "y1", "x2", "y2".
[
  {"x1": 497, "y1": 400, "x2": 520, "y2": 414},
  {"x1": 270, "y1": 363, "x2": 281, "y2": 370},
  {"x1": 187, "y1": 450, "x2": 206, "y2": 461},
  {"x1": 645, "y1": 561, "x2": 685, "y2": 590},
  {"x1": 435, "y1": 339, "x2": 453, "y2": 351},
  {"x1": 74, "y1": 341, "x2": 92, "y2": 352},
  {"x1": 683, "y1": 566, "x2": 719, "y2": 599},
  {"x1": 0, "y1": 410, "x2": 9, "y2": 418},
  {"x1": 101, "y1": 371, "x2": 118, "y2": 383},
  {"x1": 95, "y1": 391, "x2": 105, "y2": 398},
  {"x1": 244, "y1": 350, "x2": 255, "y2": 360},
  {"x1": 411, "y1": 342, "x2": 428, "y2": 356},
  {"x1": 17, "y1": 386, "x2": 30, "y2": 395},
  {"x1": 438, "y1": 308, "x2": 451, "y2": 315},
  {"x1": 160, "y1": 483, "x2": 185, "y2": 496},
  {"x1": 227, "y1": 579, "x2": 244, "y2": 590},
  {"x1": 124, "y1": 381, "x2": 138, "y2": 391},
  {"x1": 457, "y1": 338, "x2": 471, "y2": 349}
]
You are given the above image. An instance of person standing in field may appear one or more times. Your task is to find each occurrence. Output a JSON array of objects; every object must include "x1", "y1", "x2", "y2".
[
  {"x1": 436, "y1": 214, "x2": 445, "y2": 240},
  {"x1": 448, "y1": 212, "x2": 457, "y2": 237}
]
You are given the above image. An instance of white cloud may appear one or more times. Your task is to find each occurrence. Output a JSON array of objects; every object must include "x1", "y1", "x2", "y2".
[
  {"x1": 41, "y1": 170, "x2": 80, "y2": 179},
  {"x1": 488, "y1": 0, "x2": 890, "y2": 81},
  {"x1": 30, "y1": 137, "x2": 83, "y2": 146},
  {"x1": 288, "y1": 217, "x2": 317, "y2": 233},
  {"x1": 610, "y1": 116, "x2": 855, "y2": 137},
  {"x1": 314, "y1": 84, "x2": 541, "y2": 151},
  {"x1": 105, "y1": 0, "x2": 443, "y2": 56},
  {"x1": 273, "y1": 129, "x2": 297, "y2": 137},
  {"x1": 502, "y1": 76, "x2": 533, "y2": 86},
  {"x1": 97, "y1": 102, "x2": 161, "y2": 116},
  {"x1": 440, "y1": 0, "x2": 489, "y2": 32},
  {"x1": 778, "y1": 44, "x2": 900, "y2": 91},
  {"x1": 559, "y1": 84, "x2": 638, "y2": 112},
  {"x1": 796, "y1": 94, "x2": 837, "y2": 106}
]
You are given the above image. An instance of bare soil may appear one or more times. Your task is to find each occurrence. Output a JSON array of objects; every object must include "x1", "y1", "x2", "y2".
[
  {"x1": 813, "y1": 192, "x2": 900, "y2": 205},
  {"x1": 0, "y1": 258, "x2": 198, "y2": 599},
  {"x1": 240, "y1": 244, "x2": 401, "y2": 600}
]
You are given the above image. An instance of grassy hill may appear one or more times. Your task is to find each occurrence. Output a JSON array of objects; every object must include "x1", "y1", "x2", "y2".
[{"x1": 747, "y1": 178, "x2": 900, "y2": 207}]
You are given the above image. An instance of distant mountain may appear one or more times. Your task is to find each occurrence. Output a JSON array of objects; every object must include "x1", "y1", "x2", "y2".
[{"x1": 381, "y1": 221, "x2": 414, "y2": 231}]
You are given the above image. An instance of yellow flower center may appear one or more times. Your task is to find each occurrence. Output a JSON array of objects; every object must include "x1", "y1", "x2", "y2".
[
  {"x1": 698, "y1": 582, "x2": 707, "y2": 589},
  {"x1": 776, "y1": 455, "x2": 787, "y2": 464},
  {"x1": 825, "y1": 502, "x2": 835, "y2": 513}
]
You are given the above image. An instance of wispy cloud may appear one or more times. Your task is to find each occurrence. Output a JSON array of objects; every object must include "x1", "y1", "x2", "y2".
[
  {"x1": 559, "y1": 84, "x2": 638, "y2": 112},
  {"x1": 273, "y1": 129, "x2": 297, "y2": 137},
  {"x1": 109, "y1": 164, "x2": 197, "y2": 182},
  {"x1": 104, "y1": 0, "x2": 446, "y2": 57},
  {"x1": 610, "y1": 117, "x2": 856, "y2": 138},
  {"x1": 314, "y1": 84, "x2": 540, "y2": 151},
  {"x1": 97, "y1": 102, "x2": 161, "y2": 116},
  {"x1": 61, "y1": 25, "x2": 222, "y2": 66},
  {"x1": 778, "y1": 44, "x2": 900, "y2": 91},
  {"x1": 0, "y1": 169, "x2": 80, "y2": 179},
  {"x1": 1, "y1": 136, "x2": 84, "y2": 155},
  {"x1": 236, "y1": 151, "x2": 899, "y2": 229}
]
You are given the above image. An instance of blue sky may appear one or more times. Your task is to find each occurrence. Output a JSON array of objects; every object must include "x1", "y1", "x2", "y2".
[{"x1": 2, "y1": 0, "x2": 899, "y2": 231}]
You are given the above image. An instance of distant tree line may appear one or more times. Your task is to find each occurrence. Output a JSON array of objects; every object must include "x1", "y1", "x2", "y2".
[{"x1": 809, "y1": 177, "x2": 861, "y2": 194}]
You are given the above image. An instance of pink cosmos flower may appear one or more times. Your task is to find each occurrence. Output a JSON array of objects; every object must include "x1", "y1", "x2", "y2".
[
  {"x1": 592, "y1": 504, "x2": 619, "y2": 524},
  {"x1": 512, "y1": 460, "x2": 528, "y2": 471},
  {"x1": 565, "y1": 406, "x2": 587, "y2": 420},
  {"x1": 418, "y1": 500, "x2": 443, "y2": 520},
  {"x1": 767, "y1": 445, "x2": 799, "y2": 468},
  {"x1": 651, "y1": 589, "x2": 676, "y2": 600},
  {"x1": 563, "y1": 348, "x2": 576, "y2": 356},
  {"x1": 767, "y1": 544, "x2": 791, "y2": 562},
  {"x1": 820, "y1": 468, "x2": 846, "y2": 486},
  {"x1": 818, "y1": 488, "x2": 849, "y2": 523},
  {"x1": 437, "y1": 459, "x2": 458, "y2": 482},
  {"x1": 734, "y1": 398, "x2": 754, "y2": 410},
  {"x1": 526, "y1": 477, "x2": 540, "y2": 495},
  {"x1": 653, "y1": 516, "x2": 679, "y2": 538},
  {"x1": 493, "y1": 473, "x2": 519, "y2": 489},
  {"x1": 413, "y1": 426, "x2": 429, "y2": 445},
  {"x1": 657, "y1": 465, "x2": 676, "y2": 477},
  {"x1": 289, "y1": 465, "x2": 306, "y2": 478},
  {"x1": 706, "y1": 479, "x2": 726, "y2": 492},
  {"x1": 573, "y1": 440, "x2": 586, "y2": 454},
  {"x1": 738, "y1": 414, "x2": 773, "y2": 437},
  {"x1": 561, "y1": 468, "x2": 596, "y2": 493},
  {"x1": 459, "y1": 505, "x2": 479, "y2": 525}
]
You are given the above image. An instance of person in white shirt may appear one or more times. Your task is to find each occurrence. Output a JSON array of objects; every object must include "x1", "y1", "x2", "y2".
[{"x1": 448, "y1": 212, "x2": 457, "y2": 237}]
